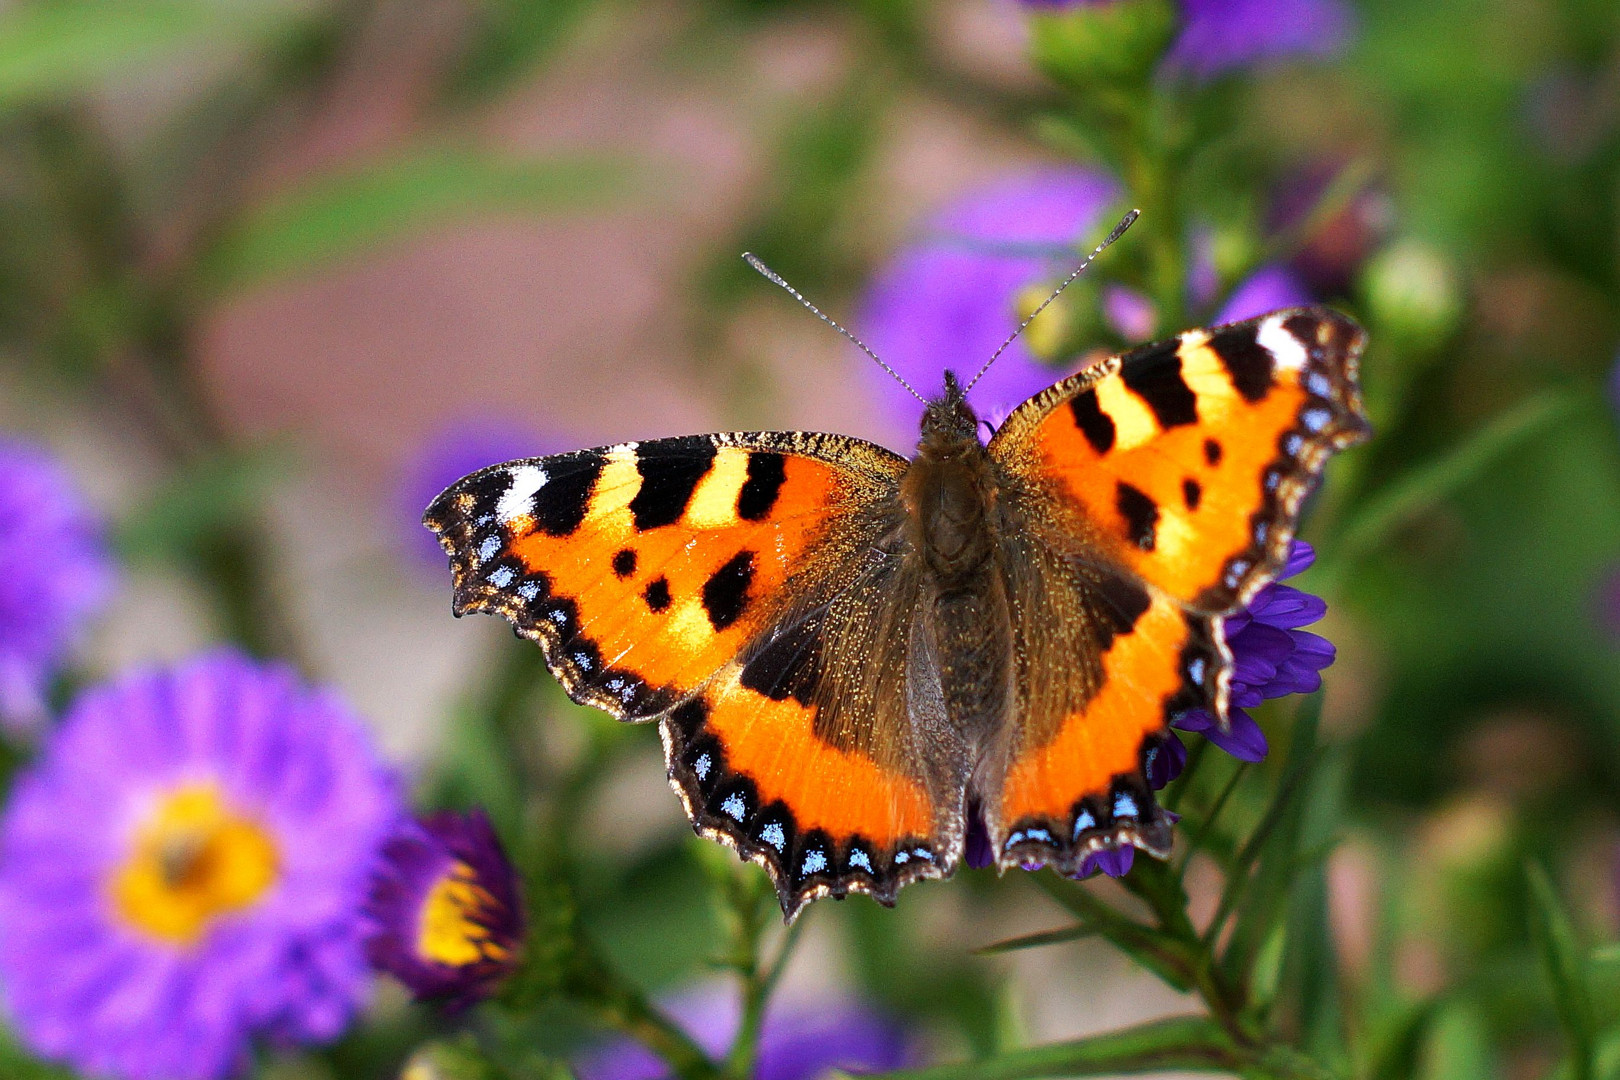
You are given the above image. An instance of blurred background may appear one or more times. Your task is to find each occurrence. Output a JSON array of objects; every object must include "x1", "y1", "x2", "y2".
[{"x1": 2, "y1": 0, "x2": 1620, "y2": 1077}]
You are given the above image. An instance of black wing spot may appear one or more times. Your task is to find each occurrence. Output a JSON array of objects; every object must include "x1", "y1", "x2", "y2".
[
  {"x1": 630, "y1": 438, "x2": 717, "y2": 531},
  {"x1": 1116, "y1": 482, "x2": 1159, "y2": 552},
  {"x1": 612, "y1": 548, "x2": 637, "y2": 578},
  {"x1": 1204, "y1": 438, "x2": 1223, "y2": 466},
  {"x1": 701, "y1": 551, "x2": 756, "y2": 631},
  {"x1": 536, "y1": 453, "x2": 604, "y2": 536},
  {"x1": 1208, "y1": 325, "x2": 1275, "y2": 403},
  {"x1": 737, "y1": 452, "x2": 788, "y2": 521},
  {"x1": 1121, "y1": 341, "x2": 1198, "y2": 429},
  {"x1": 1068, "y1": 389, "x2": 1116, "y2": 454},
  {"x1": 644, "y1": 577, "x2": 672, "y2": 613},
  {"x1": 1182, "y1": 477, "x2": 1202, "y2": 511}
]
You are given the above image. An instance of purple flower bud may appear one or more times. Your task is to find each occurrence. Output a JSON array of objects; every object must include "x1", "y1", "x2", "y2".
[{"x1": 363, "y1": 809, "x2": 526, "y2": 1011}]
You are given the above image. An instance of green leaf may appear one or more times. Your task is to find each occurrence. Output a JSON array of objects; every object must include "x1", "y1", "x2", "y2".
[
  {"x1": 0, "y1": 1, "x2": 297, "y2": 108},
  {"x1": 849, "y1": 1015, "x2": 1249, "y2": 1080},
  {"x1": 198, "y1": 150, "x2": 629, "y2": 291},
  {"x1": 1314, "y1": 390, "x2": 1580, "y2": 590},
  {"x1": 1527, "y1": 863, "x2": 1597, "y2": 1080}
]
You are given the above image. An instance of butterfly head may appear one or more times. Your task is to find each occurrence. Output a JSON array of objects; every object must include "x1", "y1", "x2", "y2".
[{"x1": 918, "y1": 370, "x2": 981, "y2": 452}]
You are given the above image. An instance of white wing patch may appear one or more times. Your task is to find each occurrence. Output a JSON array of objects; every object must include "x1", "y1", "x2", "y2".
[
  {"x1": 497, "y1": 464, "x2": 548, "y2": 524},
  {"x1": 1257, "y1": 314, "x2": 1308, "y2": 372}
]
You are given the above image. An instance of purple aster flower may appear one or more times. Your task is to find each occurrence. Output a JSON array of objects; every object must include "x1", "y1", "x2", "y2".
[
  {"x1": 0, "y1": 650, "x2": 402, "y2": 1080},
  {"x1": 363, "y1": 809, "x2": 525, "y2": 1010},
  {"x1": 577, "y1": 983, "x2": 912, "y2": 1080},
  {"x1": 403, "y1": 420, "x2": 572, "y2": 569},
  {"x1": 858, "y1": 167, "x2": 1120, "y2": 440},
  {"x1": 1017, "y1": 0, "x2": 1352, "y2": 80},
  {"x1": 0, "y1": 438, "x2": 115, "y2": 728}
]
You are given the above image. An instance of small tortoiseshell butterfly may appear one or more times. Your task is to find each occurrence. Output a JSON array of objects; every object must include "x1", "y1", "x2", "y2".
[{"x1": 425, "y1": 227, "x2": 1368, "y2": 921}]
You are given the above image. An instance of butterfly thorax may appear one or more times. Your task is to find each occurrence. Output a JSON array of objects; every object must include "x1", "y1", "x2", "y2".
[{"x1": 904, "y1": 372, "x2": 1001, "y2": 584}]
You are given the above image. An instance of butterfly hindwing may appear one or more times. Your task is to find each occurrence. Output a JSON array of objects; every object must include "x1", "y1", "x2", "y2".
[
  {"x1": 425, "y1": 432, "x2": 955, "y2": 918},
  {"x1": 980, "y1": 306, "x2": 1368, "y2": 869}
]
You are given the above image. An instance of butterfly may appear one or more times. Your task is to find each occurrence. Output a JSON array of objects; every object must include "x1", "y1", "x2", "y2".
[{"x1": 425, "y1": 254, "x2": 1368, "y2": 921}]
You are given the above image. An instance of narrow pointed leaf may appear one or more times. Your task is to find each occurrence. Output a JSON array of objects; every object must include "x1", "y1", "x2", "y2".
[
  {"x1": 1527, "y1": 864, "x2": 1596, "y2": 1080},
  {"x1": 850, "y1": 1015, "x2": 1247, "y2": 1079},
  {"x1": 199, "y1": 150, "x2": 628, "y2": 291},
  {"x1": 974, "y1": 924, "x2": 1099, "y2": 955}
]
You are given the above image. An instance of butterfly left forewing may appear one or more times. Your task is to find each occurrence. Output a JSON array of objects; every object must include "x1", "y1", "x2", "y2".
[{"x1": 981, "y1": 306, "x2": 1367, "y2": 870}]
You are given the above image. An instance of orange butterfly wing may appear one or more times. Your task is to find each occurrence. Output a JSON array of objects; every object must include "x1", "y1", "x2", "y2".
[
  {"x1": 424, "y1": 434, "x2": 950, "y2": 918},
  {"x1": 981, "y1": 307, "x2": 1369, "y2": 871}
]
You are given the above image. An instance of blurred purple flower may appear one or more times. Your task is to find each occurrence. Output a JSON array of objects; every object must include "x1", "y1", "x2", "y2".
[
  {"x1": 1212, "y1": 264, "x2": 1314, "y2": 324},
  {"x1": 1164, "y1": 0, "x2": 1352, "y2": 80},
  {"x1": 577, "y1": 983, "x2": 912, "y2": 1080},
  {"x1": 1596, "y1": 566, "x2": 1620, "y2": 640},
  {"x1": 402, "y1": 420, "x2": 571, "y2": 569},
  {"x1": 1017, "y1": 0, "x2": 1352, "y2": 80},
  {"x1": 0, "y1": 651, "x2": 402, "y2": 1080},
  {"x1": 364, "y1": 809, "x2": 525, "y2": 1011},
  {"x1": 0, "y1": 438, "x2": 115, "y2": 728},
  {"x1": 860, "y1": 170, "x2": 1322, "y2": 441},
  {"x1": 858, "y1": 167, "x2": 1119, "y2": 439}
]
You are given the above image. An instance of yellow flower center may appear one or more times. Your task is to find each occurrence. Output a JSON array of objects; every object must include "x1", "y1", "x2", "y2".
[
  {"x1": 110, "y1": 784, "x2": 280, "y2": 945},
  {"x1": 417, "y1": 861, "x2": 508, "y2": 968}
]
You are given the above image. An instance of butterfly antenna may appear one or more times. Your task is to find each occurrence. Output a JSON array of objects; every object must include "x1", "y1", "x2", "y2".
[
  {"x1": 963, "y1": 208, "x2": 1141, "y2": 395},
  {"x1": 742, "y1": 252, "x2": 927, "y2": 405}
]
